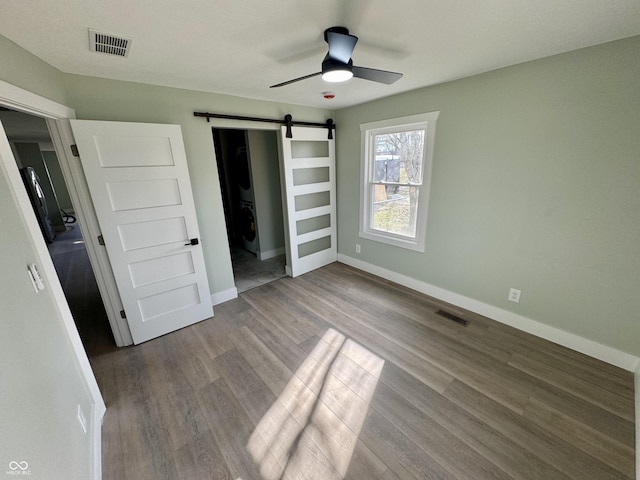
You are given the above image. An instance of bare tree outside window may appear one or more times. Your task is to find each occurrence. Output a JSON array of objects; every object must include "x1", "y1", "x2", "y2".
[{"x1": 372, "y1": 129, "x2": 425, "y2": 237}]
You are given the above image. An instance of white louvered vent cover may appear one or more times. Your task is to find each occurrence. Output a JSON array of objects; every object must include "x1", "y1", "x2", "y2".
[{"x1": 88, "y1": 29, "x2": 132, "y2": 57}]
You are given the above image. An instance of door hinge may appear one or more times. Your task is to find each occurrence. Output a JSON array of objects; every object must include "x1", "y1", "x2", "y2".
[
  {"x1": 120, "y1": 310, "x2": 126, "y2": 319},
  {"x1": 97, "y1": 235, "x2": 105, "y2": 246},
  {"x1": 70, "y1": 144, "x2": 79, "y2": 157}
]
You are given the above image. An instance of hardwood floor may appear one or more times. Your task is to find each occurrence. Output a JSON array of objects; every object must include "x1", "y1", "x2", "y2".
[
  {"x1": 47, "y1": 223, "x2": 115, "y2": 354},
  {"x1": 85, "y1": 263, "x2": 635, "y2": 480}
]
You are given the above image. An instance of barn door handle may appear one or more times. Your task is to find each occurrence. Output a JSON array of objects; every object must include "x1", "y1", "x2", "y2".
[{"x1": 185, "y1": 238, "x2": 199, "y2": 246}]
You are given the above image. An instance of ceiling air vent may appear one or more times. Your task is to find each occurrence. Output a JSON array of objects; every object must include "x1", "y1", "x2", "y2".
[{"x1": 88, "y1": 29, "x2": 132, "y2": 57}]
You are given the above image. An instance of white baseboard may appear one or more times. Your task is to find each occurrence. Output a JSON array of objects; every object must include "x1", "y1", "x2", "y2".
[
  {"x1": 210, "y1": 287, "x2": 238, "y2": 306},
  {"x1": 636, "y1": 365, "x2": 640, "y2": 480},
  {"x1": 259, "y1": 247, "x2": 285, "y2": 261},
  {"x1": 91, "y1": 404, "x2": 104, "y2": 480},
  {"x1": 337, "y1": 254, "x2": 640, "y2": 372}
]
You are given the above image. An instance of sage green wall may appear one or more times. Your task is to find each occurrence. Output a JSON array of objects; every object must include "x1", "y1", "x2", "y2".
[
  {"x1": 247, "y1": 130, "x2": 285, "y2": 255},
  {"x1": 0, "y1": 159, "x2": 95, "y2": 479},
  {"x1": 64, "y1": 74, "x2": 329, "y2": 294},
  {"x1": 42, "y1": 150, "x2": 74, "y2": 211},
  {"x1": 0, "y1": 34, "x2": 69, "y2": 105},
  {"x1": 335, "y1": 36, "x2": 640, "y2": 356}
]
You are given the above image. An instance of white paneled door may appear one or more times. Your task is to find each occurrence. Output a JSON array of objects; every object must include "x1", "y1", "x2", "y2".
[
  {"x1": 70, "y1": 120, "x2": 212, "y2": 344},
  {"x1": 280, "y1": 126, "x2": 337, "y2": 277}
]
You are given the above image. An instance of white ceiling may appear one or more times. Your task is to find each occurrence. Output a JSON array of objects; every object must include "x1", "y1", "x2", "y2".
[{"x1": 2, "y1": 0, "x2": 640, "y2": 109}]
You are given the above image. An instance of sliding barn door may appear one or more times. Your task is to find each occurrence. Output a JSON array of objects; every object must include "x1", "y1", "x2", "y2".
[
  {"x1": 280, "y1": 126, "x2": 337, "y2": 277},
  {"x1": 70, "y1": 120, "x2": 212, "y2": 344}
]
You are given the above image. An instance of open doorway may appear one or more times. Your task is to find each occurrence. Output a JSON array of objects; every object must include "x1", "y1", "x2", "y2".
[
  {"x1": 212, "y1": 128, "x2": 286, "y2": 292},
  {"x1": 0, "y1": 107, "x2": 114, "y2": 355}
]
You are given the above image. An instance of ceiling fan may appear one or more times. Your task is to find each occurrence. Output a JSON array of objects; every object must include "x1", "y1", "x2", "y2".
[{"x1": 270, "y1": 26, "x2": 403, "y2": 88}]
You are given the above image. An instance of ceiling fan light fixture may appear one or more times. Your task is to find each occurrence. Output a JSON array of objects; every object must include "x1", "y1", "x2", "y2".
[
  {"x1": 321, "y1": 56, "x2": 353, "y2": 83},
  {"x1": 322, "y1": 69, "x2": 353, "y2": 82},
  {"x1": 269, "y1": 26, "x2": 402, "y2": 88}
]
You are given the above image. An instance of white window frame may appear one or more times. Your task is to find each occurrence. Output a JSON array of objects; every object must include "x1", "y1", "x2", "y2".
[{"x1": 359, "y1": 111, "x2": 439, "y2": 252}]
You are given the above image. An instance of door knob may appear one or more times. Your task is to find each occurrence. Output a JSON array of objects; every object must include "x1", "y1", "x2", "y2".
[{"x1": 185, "y1": 238, "x2": 199, "y2": 246}]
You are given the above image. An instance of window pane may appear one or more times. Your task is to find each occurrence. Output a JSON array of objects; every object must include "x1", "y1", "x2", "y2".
[
  {"x1": 371, "y1": 185, "x2": 419, "y2": 238},
  {"x1": 373, "y1": 130, "x2": 425, "y2": 183}
]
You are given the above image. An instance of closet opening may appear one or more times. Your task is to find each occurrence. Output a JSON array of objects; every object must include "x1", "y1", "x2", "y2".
[{"x1": 212, "y1": 128, "x2": 286, "y2": 293}]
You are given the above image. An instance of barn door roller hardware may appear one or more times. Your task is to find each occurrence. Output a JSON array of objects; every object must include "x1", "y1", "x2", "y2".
[{"x1": 193, "y1": 112, "x2": 335, "y2": 139}]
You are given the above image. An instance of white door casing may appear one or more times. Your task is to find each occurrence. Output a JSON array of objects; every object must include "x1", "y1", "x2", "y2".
[
  {"x1": 279, "y1": 126, "x2": 337, "y2": 277},
  {"x1": 70, "y1": 120, "x2": 213, "y2": 344}
]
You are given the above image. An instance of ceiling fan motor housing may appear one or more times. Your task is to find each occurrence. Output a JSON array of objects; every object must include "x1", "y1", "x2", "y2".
[
  {"x1": 324, "y1": 26, "x2": 350, "y2": 43},
  {"x1": 322, "y1": 55, "x2": 353, "y2": 74}
]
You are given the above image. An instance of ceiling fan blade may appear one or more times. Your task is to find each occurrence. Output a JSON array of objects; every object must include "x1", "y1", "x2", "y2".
[
  {"x1": 352, "y1": 66, "x2": 403, "y2": 84},
  {"x1": 326, "y1": 30, "x2": 358, "y2": 63},
  {"x1": 270, "y1": 72, "x2": 322, "y2": 88}
]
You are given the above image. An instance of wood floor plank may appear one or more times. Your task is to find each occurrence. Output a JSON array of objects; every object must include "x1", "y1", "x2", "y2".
[
  {"x1": 521, "y1": 373, "x2": 635, "y2": 448},
  {"x1": 294, "y1": 272, "x2": 531, "y2": 412},
  {"x1": 443, "y1": 379, "x2": 632, "y2": 480},
  {"x1": 228, "y1": 324, "x2": 294, "y2": 396},
  {"x1": 487, "y1": 323, "x2": 634, "y2": 383},
  {"x1": 522, "y1": 397, "x2": 635, "y2": 478},
  {"x1": 298, "y1": 334, "x2": 322, "y2": 354},
  {"x1": 231, "y1": 326, "x2": 292, "y2": 385},
  {"x1": 100, "y1": 397, "x2": 125, "y2": 479},
  {"x1": 166, "y1": 326, "x2": 222, "y2": 389},
  {"x1": 372, "y1": 381, "x2": 514, "y2": 480},
  {"x1": 508, "y1": 352, "x2": 634, "y2": 421},
  {"x1": 344, "y1": 440, "x2": 389, "y2": 480},
  {"x1": 134, "y1": 332, "x2": 219, "y2": 450},
  {"x1": 243, "y1": 309, "x2": 309, "y2": 371},
  {"x1": 213, "y1": 348, "x2": 270, "y2": 399},
  {"x1": 379, "y1": 362, "x2": 572, "y2": 480},
  {"x1": 113, "y1": 348, "x2": 180, "y2": 480},
  {"x1": 189, "y1": 315, "x2": 237, "y2": 360},
  {"x1": 507, "y1": 340, "x2": 635, "y2": 399},
  {"x1": 360, "y1": 409, "x2": 457, "y2": 480},
  {"x1": 380, "y1": 468, "x2": 405, "y2": 480},
  {"x1": 318, "y1": 263, "x2": 499, "y2": 331},
  {"x1": 174, "y1": 430, "x2": 233, "y2": 480},
  {"x1": 71, "y1": 262, "x2": 634, "y2": 480},
  {"x1": 315, "y1": 265, "x2": 514, "y2": 364},
  {"x1": 196, "y1": 378, "x2": 263, "y2": 480},
  {"x1": 213, "y1": 348, "x2": 276, "y2": 424},
  {"x1": 145, "y1": 373, "x2": 210, "y2": 451},
  {"x1": 281, "y1": 275, "x2": 455, "y2": 393},
  {"x1": 243, "y1": 283, "x2": 326, "y2": 343},
  {"x1": 344, "y1": 299, "x2": 637, "y2": 448}
]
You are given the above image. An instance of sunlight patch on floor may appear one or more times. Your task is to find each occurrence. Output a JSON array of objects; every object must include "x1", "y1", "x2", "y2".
[{"x1": 247, "y1": 328, "x2": 384, "y2": 480}]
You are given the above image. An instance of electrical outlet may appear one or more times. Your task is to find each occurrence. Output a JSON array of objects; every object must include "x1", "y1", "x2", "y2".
[
  {"x1": 355, "y1": 244, "x2": 361, "y2": 254},
  {"x1": 508, "y1": 288, "x2": 521, "y2": 303}
]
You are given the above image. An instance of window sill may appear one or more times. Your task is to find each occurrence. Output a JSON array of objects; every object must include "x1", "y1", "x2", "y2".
[{"x1": 358, "y1": 229, "x2": 425, "y2": 252}]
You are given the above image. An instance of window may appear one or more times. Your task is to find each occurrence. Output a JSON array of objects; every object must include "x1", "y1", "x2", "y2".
[{"x1": 359, "y1": 112, "x2": 439, "y2": 252}]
